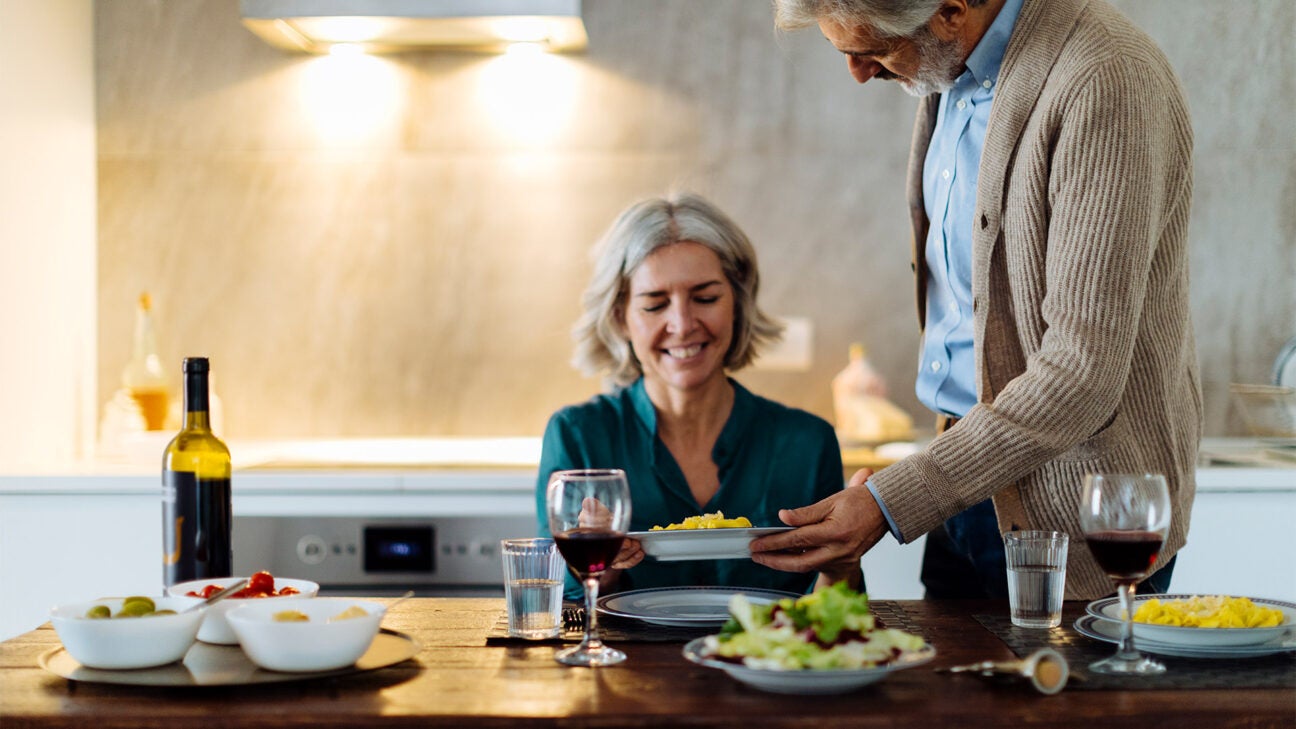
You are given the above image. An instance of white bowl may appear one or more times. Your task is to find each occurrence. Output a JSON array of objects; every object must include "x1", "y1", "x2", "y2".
[
  {"x1": 50, "y1": 596, "x2": 206, "y2": 669},
  {"x1": 166, "y1": 576, "x2": 320, "y2": 644},
  {"x1": 226, "y1": 597, "x2": 385, "y2": 672}
]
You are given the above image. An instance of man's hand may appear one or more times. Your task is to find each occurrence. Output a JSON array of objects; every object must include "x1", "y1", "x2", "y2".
[{"x1": 750, "y1": 468, "x2": 887, "y2": 575}]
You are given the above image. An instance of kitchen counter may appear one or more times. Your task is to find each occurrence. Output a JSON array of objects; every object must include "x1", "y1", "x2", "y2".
[
  {"x1": 1, "y1": 597, "x2": 1291, "y2": 728},
  {"x1": 2, "y1": 435, "x2": 1289, "y2": 489}
]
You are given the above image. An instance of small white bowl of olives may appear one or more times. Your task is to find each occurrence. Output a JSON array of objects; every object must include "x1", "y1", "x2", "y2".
[{"x1": 50, "y1": 595, "x2": 206, "y2": 669}]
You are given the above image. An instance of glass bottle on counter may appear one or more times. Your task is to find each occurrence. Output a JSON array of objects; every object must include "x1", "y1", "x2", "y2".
[
  {"x1": 831, "y1": 342, "x2": 913, "y2": 445},
  {"x1": 122, "y1": 292, "x2": 170, "y2": 430},
  {"x1": 162, "y1": 357, "x2": 232, "y2": 586}
]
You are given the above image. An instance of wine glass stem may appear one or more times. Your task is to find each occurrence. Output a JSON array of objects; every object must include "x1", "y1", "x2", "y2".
[
  {"x1": 582, "y1": 576, "x2": 604, "y2": 650},
  {"x1": 1115, "y1": 580, "x2": 1140, "y2": 660}
]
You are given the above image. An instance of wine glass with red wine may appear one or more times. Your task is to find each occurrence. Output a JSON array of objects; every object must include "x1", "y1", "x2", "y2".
[
  {"x1": 545, "y1": 469, "x2": 631, "y2": 667},
  {"x1": 1080, "y1": 473, "x2": 1172, "y2": 675}
]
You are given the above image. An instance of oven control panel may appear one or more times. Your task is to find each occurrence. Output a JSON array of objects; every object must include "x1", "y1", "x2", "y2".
[{"x1": 233, "y1": 515, "x2": 538, "y2": 588}]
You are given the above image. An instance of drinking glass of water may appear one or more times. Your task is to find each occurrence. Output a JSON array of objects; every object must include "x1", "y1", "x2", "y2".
[
  {"x1": 1003, "y1": 531, "x2": 1069, "y2": 629},
  {"x1": 501, "y1": 538, "x2": 565, "y2": 639}
]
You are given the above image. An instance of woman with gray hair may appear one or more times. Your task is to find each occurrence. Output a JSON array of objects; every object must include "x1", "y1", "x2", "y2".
[{"x1": 535, "y1": 192, "x2": 855, "y2": 599}]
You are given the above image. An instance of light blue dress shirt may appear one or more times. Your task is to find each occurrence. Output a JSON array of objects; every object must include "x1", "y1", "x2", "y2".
[{"x1": 869, "y1": 0, "x2": 1024, "y2": 541}]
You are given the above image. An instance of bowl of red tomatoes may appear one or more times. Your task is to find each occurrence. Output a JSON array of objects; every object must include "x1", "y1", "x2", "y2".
[{"x1": 166, "y1": 571, "x2": 319, "y2": 645}]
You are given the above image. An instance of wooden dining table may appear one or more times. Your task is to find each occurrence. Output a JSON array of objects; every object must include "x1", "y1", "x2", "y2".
[{"x1": 1, "y1": 597, "x2": 1292, "y2": 728}]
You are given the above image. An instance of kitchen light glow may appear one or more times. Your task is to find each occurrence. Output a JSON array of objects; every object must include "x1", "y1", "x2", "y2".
[
  {"x1": 299, "y1": 51, "x2": 401, "y2": 144},
  {"x1": 327, "y1": 43, "x2": 364, "y2": 57},
  {"x1": 492, "y1": 17, "x2": 549, "y2": 43},
  {"x1": 298, "y1": 16, "x2": 387, "y2": 43},
  {"x1": 241, "y1": 1, "x2": 588, "y2": 54},
  {"x1": 476, "y1": 47, "x2": 578, "y2": 146}
]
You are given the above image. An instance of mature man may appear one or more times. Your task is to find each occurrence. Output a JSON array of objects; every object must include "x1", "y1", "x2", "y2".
[{"x1": 752, "y1": 0, "x2": 1201, "y2": 600}]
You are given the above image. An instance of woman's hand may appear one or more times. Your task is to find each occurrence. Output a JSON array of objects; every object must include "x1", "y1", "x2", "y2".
[
  {"x1": 593, "y1": 536, "x2": 644, "y2": 593},
  {"x1": 573, "y1": 495, "x2": 643, "y2": 590},
  {"x1": 611, "y1": 536, "x2": 645, "y2": 571}
]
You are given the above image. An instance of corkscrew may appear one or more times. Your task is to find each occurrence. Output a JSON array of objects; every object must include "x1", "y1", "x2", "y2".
[{"x1": 940, "y1": 648, "x2": 1070, "y2": 695}]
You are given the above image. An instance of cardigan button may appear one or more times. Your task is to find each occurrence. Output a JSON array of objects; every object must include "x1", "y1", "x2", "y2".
[{"x1": 980, "y1": 213, "x2": 989, "y2": 229}]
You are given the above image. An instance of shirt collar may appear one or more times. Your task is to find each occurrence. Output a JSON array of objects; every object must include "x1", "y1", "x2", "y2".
[
  {"x1": 627, "y1": 377, "x2": 755, "y2": 463},
  {"x1": 962, "y1": 0, "x2": 1024, "y2": 88}
]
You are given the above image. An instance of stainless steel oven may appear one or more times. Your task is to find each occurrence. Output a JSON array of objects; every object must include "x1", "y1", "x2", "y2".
[{"x1": 233, "y1": 515, "x2": 538, "y2": 597}]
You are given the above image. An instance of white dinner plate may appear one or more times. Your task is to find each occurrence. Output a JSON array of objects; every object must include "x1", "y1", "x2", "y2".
[
  {"x1": 1085, "y1": 594, "x2": 1295, "y2": 647},
  {"x1": 596, "y1": 587, "x2": 800, "y2": 627},
  {"x1": 1073, "y1": 615, "x2": 1296, "y2": 659},
  {"x1": 682, "y1": 636, "x2": 936, "y2": 694},
  {"x1": 629, "y1": 527, "x2": 792, "y2": 561}
]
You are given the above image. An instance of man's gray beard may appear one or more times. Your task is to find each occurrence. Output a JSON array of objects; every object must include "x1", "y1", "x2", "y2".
[{"x1": 897, "y1": 27, "x2": 964, "y2": 97}]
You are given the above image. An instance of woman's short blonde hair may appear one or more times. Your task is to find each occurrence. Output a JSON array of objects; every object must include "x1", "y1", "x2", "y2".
[{"x1": 572, "y1": 192, "x2": 783, "y2": 388}]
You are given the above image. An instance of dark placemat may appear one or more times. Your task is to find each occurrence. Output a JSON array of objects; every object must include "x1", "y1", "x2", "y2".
[
  {"x1": 486, "y1": 599, "x2": 924, "y2": 646},
  {"x1": 486, "y1": 604, "x2": 714, "y2": 644},
  {"x1": 870, "y1": 600, "x2": 926, "y2": 638},
  {"x1": 974, "y1": 613, "x2": 1296, "y2": 690}
]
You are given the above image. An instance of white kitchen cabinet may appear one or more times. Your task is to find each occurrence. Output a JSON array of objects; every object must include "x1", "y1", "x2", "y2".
[
  {"x1": 1171, "y1": 469, "x2": 1296, "y2": 602},
  {"x1": 859, "y1": 467, "x2": 1296, "y2": 603},
  {"x1": 0, "y1": 470, "x2": 537, "y2": 641},
  {"x1": 0, "y1": 488, "x2": 160, "y2": 642},
  {"x1": 2, "y1": 461, "x2": 1292, "y2": 641}
]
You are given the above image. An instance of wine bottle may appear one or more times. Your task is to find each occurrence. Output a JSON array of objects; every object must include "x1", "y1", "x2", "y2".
[
  {"x1": 122, "y1": 293, "x2": 170, "y2": 430},
  {"x1": 162, "y1": 357, "x2": 232, "y2": 586}
]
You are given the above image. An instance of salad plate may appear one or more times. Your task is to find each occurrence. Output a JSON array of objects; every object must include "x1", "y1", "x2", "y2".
[
  {"x1": 1085, "y1": 594, "x2": 1295, "y2": 647},
  {"x1": 681, "y1": 582, "x2": 935, "y2": 694},
  {"x1": 683, "y1": 637, "x2": 936, "y2": 695},
  {"x1": 597, "y1": 587, "x2": 800, "y2": 627},
  {"x1": 1073, "y1": 615, "x2": 1296, "y2": 659},
  {"x1": 629, "y1": 527, "x2": 792, "y2": 561}
]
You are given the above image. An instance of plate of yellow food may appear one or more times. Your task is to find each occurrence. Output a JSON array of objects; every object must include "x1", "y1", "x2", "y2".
[
  {"x1": 1084, "y1": 594, "x2": 1295, "y2": 648},
  {"x1": 629, "y1": 512, "x2": 791, "y2": 562}
]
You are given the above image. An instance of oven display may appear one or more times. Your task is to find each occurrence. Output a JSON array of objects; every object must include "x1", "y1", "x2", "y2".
[{"x1": 363, "y1": 526, "x2": 435, "y2": 573}]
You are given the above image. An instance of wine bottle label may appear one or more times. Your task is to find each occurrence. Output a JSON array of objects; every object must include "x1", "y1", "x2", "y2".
[{"x1": 162, "y1": 471, "x2": 233, "y2": 586}]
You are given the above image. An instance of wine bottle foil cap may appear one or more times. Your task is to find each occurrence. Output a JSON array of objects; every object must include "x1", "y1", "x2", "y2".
[{"x1": 183, "y1": 357, "x2": 210, "y2": 373}]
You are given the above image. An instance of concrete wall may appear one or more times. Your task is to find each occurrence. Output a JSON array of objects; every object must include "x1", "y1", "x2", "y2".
[{"x1": 94, "y1": 0, "x2": 1295, "y2": 441}]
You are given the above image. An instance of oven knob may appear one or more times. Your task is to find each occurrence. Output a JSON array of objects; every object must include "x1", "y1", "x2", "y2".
[{"x1": 296, "y1": 535, "x2": 328, "y2": 565}]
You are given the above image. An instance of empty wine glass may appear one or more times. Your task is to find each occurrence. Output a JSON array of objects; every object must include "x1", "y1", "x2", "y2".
[
  {"x1": 545, "y1": 469, "x2": 631, "y2": 667},
  {"x1": 1080, "y1": 473, "x2": 1171, "y2": 675}
]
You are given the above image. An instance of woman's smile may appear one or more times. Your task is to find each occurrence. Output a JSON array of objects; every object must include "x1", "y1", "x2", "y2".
[{"x1": 623, "y1": 241, "x2": 734, "y2": 394}]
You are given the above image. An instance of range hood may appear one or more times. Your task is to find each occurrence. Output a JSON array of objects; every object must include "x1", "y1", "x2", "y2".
[{"x1": 241, "y1": 0, "x2": 588, "y2": 54}]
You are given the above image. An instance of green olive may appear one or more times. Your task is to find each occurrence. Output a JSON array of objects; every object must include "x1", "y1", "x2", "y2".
[
  {"x1": 116, "y1": 600, "x2": 156, "y2": 618},
  {"x1": 149, "y1": 609, "x2": 177, "y2": 616},
  {"x1": 122, "y1": 596, "x2": 156, "y2": 611},
  {"x1": 84, "y1": 605, "x2": 111, "y2": 619}
]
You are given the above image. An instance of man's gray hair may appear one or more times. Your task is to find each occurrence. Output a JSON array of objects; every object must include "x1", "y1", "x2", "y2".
[
  {"x1": 772, "y1": 0, "x2": 985, "y2": 38},
  {"x1": 572, "y1": 192, "x2": 783, "y2": 389}
]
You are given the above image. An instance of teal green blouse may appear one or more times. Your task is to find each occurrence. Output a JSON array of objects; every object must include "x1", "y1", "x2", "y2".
[{"x1": 535, "y1": 378, "x2": 844, "y2": 599}]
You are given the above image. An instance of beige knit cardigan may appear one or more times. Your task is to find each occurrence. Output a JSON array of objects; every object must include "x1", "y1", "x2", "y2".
[{"x1": 870, "y1": 0, "x2": 1202, "y2": 599}]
